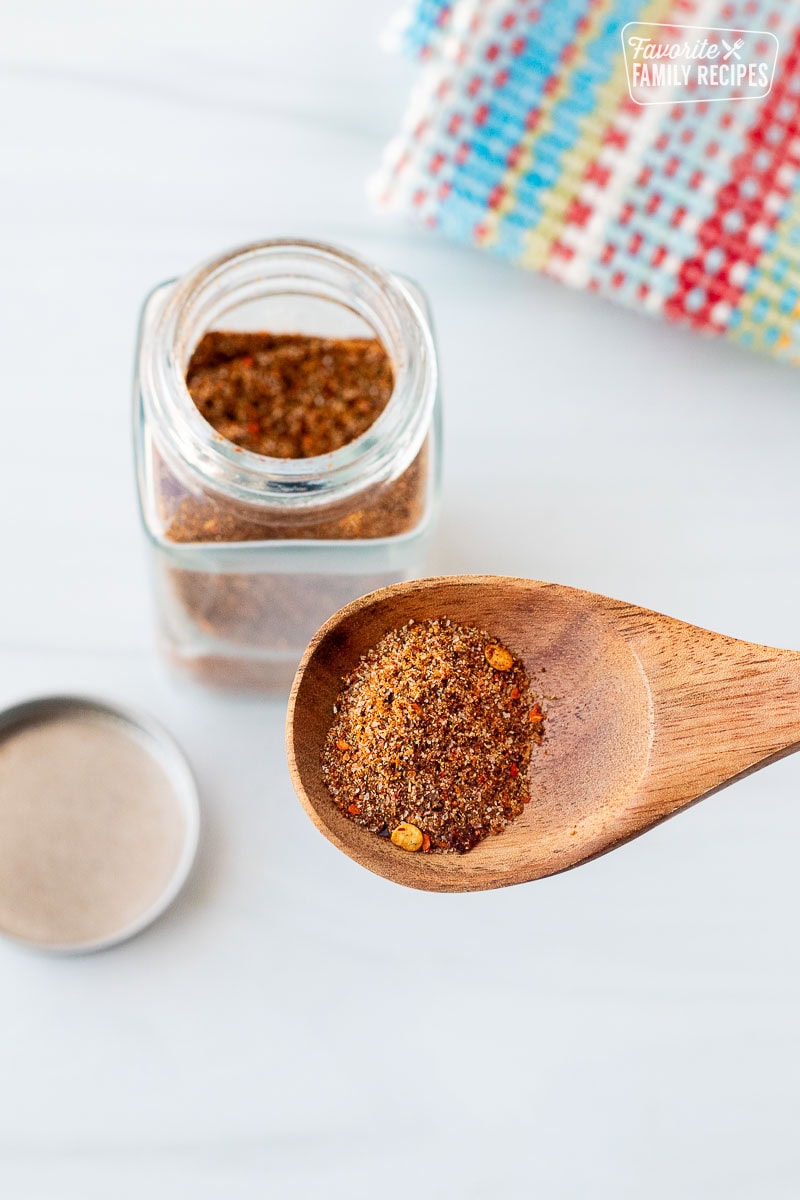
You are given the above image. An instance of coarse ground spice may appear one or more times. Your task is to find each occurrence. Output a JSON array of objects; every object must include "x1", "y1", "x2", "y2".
[
  {"x1": 321, "y1": 619, "x2": 545, "y2": 854},
  {"x1": 185, "y1": 331, "x2": 394, "y2": 458},
  {"x1": 162, "y1": 329, "x2": 426, "y2": 546},
  {"x1": 155, "y1": 330, "x2": 430, "y2": 685},
  {"x1": 161, "y1": 448, "x2": 426, "y2": 544}
]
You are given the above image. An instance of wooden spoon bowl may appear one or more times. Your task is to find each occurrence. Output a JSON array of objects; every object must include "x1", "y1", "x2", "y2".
[{"x1": 286, "y1": 577, "x2": 800, "y2": 892}]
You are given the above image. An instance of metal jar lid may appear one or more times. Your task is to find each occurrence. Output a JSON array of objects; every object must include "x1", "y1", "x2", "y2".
[{"x1": 0, "y1": 695, "x2": 200, "y2": 953}]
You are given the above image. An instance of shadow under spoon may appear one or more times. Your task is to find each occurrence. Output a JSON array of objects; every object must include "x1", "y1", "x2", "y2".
[{"x1": 286, "y1": 576, "x2": 800, "y2": 892}]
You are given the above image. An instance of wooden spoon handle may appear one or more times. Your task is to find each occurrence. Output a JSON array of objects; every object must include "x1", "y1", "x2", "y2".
[{"x1": 604, "y1": 601, "x2": 800, "y2": 816}]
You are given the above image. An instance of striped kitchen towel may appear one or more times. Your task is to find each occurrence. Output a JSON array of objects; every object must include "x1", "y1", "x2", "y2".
[{"x1": 374, "y1": 0, "x2": 800, "y2": 361}]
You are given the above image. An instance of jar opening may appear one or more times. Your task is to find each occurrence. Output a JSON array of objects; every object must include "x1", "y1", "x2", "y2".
[{"x1": 141, "y1": 240, "x2": 437, "y2": 512}]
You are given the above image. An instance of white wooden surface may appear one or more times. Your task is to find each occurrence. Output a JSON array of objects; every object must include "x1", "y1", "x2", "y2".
[{"x1": 3, "y1": 3, "x2": 800, "y2": 1196}]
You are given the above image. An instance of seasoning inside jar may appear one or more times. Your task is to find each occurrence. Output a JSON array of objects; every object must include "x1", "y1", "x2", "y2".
[
  {"x1": 135, "y1": 240, "x2": 440, "y2": 692},
  {"x1": 163, "y1": 329, "x2": 426, "y2": 546},
  {"x1": 321, "y1": 618, "x2": 545, "y2": 853},
  {"x1": 184, "y1": 331, "x2": 394, "y2": 458},
  {"x1": 155, "y1": 329, "x2": 429, "y2": 684}
]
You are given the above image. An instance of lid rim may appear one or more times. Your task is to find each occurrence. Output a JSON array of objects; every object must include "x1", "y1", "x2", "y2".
[{"x1": 0, "y1": 694, "x2": 200, "y2": 955}]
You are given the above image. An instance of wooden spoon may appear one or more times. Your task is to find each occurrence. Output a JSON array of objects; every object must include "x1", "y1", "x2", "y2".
[{"x1": 286, "y1": 576, "x2": 800, "y2": 892}]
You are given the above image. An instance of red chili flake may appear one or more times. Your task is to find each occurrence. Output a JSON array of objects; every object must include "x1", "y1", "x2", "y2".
[
  {"x1": 421, "y1": 833, "x2": 431, "y2": 852},
  {"x1": 247, "y1": 420, "x2": 260, "y2": 435},
  {"x1": 509, "y1": 762, "x2": 519, "y2": 778},
  {"x1": 509, "y1": 685, "x2": 521, "y2": 700},
  {"x1": 347, "y1": 802, "x2": 360, "y2": 815}
]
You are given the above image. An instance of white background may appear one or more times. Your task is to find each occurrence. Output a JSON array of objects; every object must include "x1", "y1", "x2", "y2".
[{"x1": 3, "y1": 3, "x2": 800, "y2": 1196}]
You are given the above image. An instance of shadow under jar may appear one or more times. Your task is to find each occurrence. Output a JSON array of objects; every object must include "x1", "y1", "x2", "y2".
[{"x1": 134, "y1": 240, "x2": 441, "y2": 690}]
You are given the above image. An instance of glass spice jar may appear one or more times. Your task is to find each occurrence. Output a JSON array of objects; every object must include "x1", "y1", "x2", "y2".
[{"x1": 133, "y1": 239, "x2": 441, "y2": 690}]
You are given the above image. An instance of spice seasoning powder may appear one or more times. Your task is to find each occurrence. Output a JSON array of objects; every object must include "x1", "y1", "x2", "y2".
[
  {"x1": 321, "y1": 619, "x2": 545, "y2": 853},
  {"x1": 156, "y1": 330, "x2": 430, "y2": 683},
  {"x1": 135, "y1": 241, "x2": 440, "y2": 696},
  {"x1": 185, "y1": 331, "x2": 394, "y2": 458},
  {"x1": 163, "y1": 329, "x2": 426, "y2": 549}
]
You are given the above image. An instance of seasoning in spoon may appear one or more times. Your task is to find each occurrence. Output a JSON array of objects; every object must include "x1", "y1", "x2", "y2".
[{"x1": 321, "y1": 618, "x2": 545, "y2": 853}]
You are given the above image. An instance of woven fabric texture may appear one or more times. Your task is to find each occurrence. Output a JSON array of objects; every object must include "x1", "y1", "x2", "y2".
[{"x1": 375, "y1": 1, "x2": 800, "y2": 361}]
